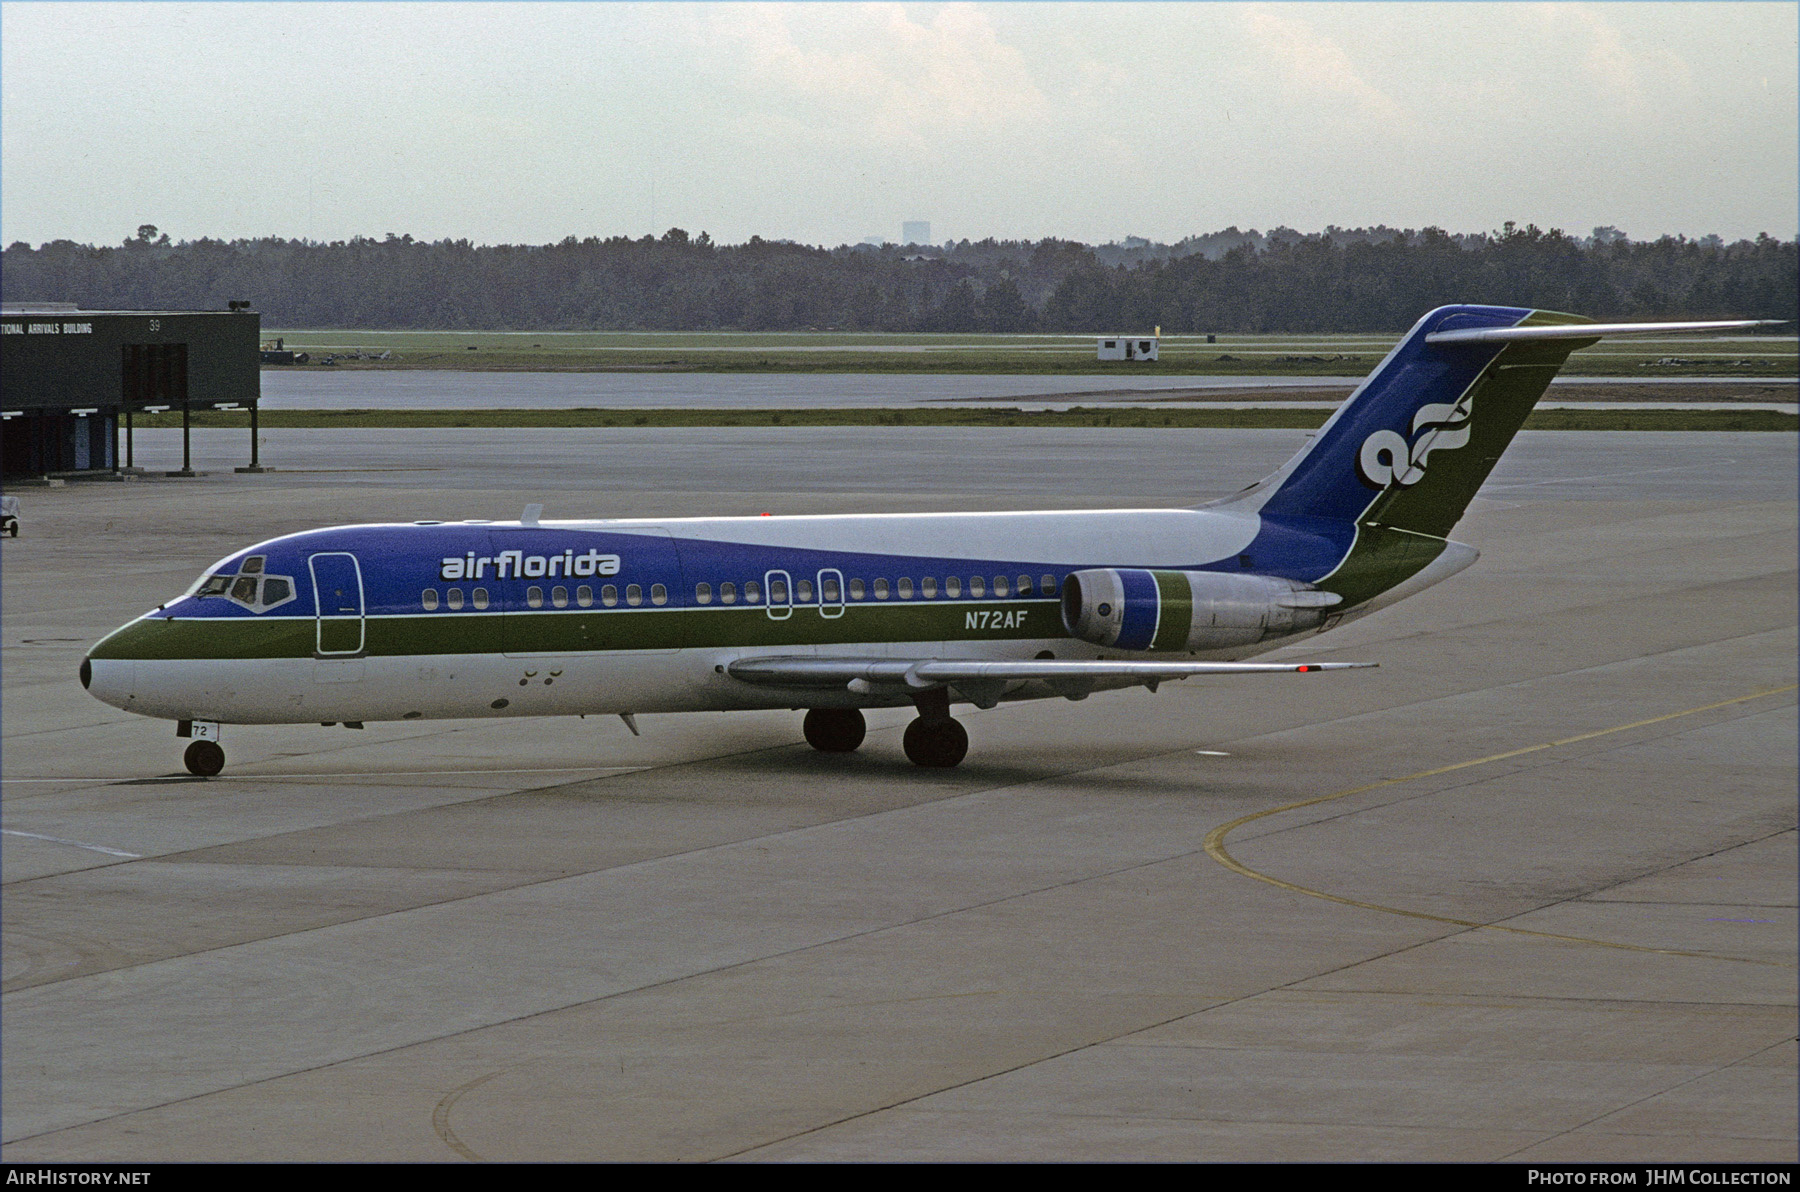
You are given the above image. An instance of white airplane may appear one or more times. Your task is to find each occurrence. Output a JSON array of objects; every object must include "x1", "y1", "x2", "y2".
[{"x1": 82, "y1": 305, "x2": 1770, "y2": 775}]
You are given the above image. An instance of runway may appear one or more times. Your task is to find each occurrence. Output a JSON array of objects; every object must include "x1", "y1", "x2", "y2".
[{"x1": 2, "y1": 428, "x2": 1794, "y2": 1161}]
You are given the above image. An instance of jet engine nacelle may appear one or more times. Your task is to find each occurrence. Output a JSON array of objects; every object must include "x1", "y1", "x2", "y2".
[{"x1": 1059, "y1": 568, "x2": 1342, "y2": 651}]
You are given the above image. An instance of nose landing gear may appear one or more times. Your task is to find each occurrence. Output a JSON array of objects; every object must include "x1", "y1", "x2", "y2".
[
  {"x1": 183, "y1": 740, "x2": 225, "y2": 777},
  {"x1": 177, "y1": 719, "x2": 225, "y2": 776}
]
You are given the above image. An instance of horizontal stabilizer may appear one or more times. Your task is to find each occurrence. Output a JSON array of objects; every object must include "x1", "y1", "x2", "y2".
[
  {"x1": 728, "y1": 655, "x2": 1374, "y2": 691},
  {"x1": 1424, "y1": 319, "x2": 1780, "y2": 346}
]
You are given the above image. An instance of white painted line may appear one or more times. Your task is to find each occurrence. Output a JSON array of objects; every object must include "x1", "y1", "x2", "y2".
[
  {"x1": 1193, "y1": 750, "x2": 1232, "y2": 756},
  {"x1": 232, "y1": 766, "x2": 649, "y2": 780},
  {"x1": 1, "y1": 828, "x2": 140, "y2": 858}
]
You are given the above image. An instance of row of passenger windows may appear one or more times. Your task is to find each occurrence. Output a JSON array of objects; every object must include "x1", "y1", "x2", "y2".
[
  {"x1": 419, "y1": 574, "x2": 1061, "y2": 611},
  {"x1": 421, "y1": 583, "x2": 667, "y2": 611},
  {"x1": 696, "y1": 573, "x2": 1058, "y2": 604}
]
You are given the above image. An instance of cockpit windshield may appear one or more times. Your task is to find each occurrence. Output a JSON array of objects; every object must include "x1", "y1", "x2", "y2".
[{"x1": 185, "y1": 554, "x2": 296, "y2": 612}]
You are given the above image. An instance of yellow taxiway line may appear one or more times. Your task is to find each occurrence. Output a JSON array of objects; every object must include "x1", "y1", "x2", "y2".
[{"x1": 1203, "y1": 684, "x2": 1799, "y2": 965}]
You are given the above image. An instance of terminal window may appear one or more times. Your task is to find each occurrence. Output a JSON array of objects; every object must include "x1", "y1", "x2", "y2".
[{"x1": 121, "y1": 343, "x2": 189, "y2": 404}]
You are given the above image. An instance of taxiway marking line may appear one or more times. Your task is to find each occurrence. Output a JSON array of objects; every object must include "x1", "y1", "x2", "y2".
[
  {"x1": 0, "y1": 829, "x2": 141, "y2": 859},
  {"x1": 1203, "y1": 683, "x2": 1799, "y2": 964},
  {"x1": 432, "y1": 1070, "x2": 506, "y2": 1163}
]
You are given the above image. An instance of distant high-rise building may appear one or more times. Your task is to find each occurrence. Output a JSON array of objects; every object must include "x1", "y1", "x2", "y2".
[{"x1": 902, "y1": 220, "x2": 930, "y2": 246}]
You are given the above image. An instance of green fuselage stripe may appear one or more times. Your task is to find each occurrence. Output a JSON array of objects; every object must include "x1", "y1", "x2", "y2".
[{"x1": 90, "y1": 599, "x2": 1068, "y2": 661}]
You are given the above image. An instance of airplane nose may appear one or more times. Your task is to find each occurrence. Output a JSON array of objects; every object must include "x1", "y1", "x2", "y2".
[
  {"x1": 83, "y1": 656, "x2": 139, "y2": 712},
  {"x1": 85, "y1": 618, "x2": 159, "y2": 712}
]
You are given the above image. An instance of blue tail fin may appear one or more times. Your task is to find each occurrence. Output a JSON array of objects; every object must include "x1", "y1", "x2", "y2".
[{"x1": 1226, "y1": 304, "x2": 1597, "y2": 537}]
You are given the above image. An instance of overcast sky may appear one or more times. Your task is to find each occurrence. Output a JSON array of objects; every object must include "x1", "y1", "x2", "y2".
[{"x1": 3, "y1": 2, "x2": 1795, "y2": 248}]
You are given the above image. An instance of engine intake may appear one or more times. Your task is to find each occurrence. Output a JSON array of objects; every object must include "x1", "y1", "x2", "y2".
[{"x1": 1059, "y1": 568, "x2": 1341, "y2": 651}]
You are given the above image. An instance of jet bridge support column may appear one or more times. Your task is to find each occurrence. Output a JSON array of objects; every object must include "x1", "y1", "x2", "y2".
[
  {"x1": 167, "y1": 399, "x2": 196, "y2": 478},
  {"x1": 235, "y1": 401, "x2": 268, "y2": 473}
]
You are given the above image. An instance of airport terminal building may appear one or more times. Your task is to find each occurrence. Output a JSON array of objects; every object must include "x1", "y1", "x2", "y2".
[{"x1": 0, "y1": 302, "x2": 262, "y2": 480}]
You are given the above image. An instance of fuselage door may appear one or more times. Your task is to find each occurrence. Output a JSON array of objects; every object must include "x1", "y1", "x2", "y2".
[
  {"x1": 817, "y1": 568, "x2": 845, "y2": 618},
  {"x1": 309, "y1": 552, "x2": 365, "y2": 656},
  {"x1": 764, "y1": 569, "x2": 793, "y2": 620}
]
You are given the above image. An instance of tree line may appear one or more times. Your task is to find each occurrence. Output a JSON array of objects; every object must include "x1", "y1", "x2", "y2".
[{"x1": 3, "y1": 222, "x2": 1793, "y2": 333}]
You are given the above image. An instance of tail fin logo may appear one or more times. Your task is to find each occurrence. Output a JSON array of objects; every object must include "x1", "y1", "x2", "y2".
[{"x1": 1356, "y1": 396, "x2": 1474, "y2": 489}]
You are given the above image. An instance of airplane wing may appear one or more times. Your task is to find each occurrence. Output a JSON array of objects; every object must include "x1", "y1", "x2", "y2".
[{"x1": 727, "y1": 655, "x2": 1375, "y2": 706}]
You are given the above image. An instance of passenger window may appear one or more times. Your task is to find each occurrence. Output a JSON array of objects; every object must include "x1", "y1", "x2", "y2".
[
  {"x1": 897, "y1": 578, "x2": 913, "y2": 600},
  {"x1": 720, "y1": 582, "x2": 737, "y2": 604},
  {"x1": 874, "y1": 579, "x2": 889, "y2": 599},
  {"x1": 231, "y1": 575, "x2": 258, "y2": 603},
  {"x1": 447, "y1": 588, "x2": 465, "y2": 610},
  {"x1": 626, "y1": 584, "x2": 643, "y2": 607},
  {"x1": 422, "y1": 589, "x2": 440, "y2": 611},
  {"x1": 969, "y1": 576, "x2": 985, "y2": 598},
  {"x1": 796, "y1": 579, "x2": 813, "y2": 602},
  {"x1": 1016, "y1": 575, "x2": 1032, "y2": 596},
  {"x1": 849, "y1": 578, "x2": 865, "y2": 600},
  {"x1": 745, "y1": 580, "x2": 762, "y2": 603},
  {"x1": 695, "y1": 582, "x2": 713, "y2": 605},
  {"x1": 1041, "y1": 574, "x2": 1057, "y2": 595},
  {"x1": 262, "y1": 577, "x2": 291, "y2": 606},
  {"x1": 601, "y1": 584, "x2": 619, "y2": 607},
  {"x1": 551, "y1": 585, "x2": 569, "y2": 608},
  {"x1": 769, "y1": 578, "x2": 788, "y2": 603},
  {"x1": 821, "y1": 576, "x2": 841, "y2": 602},
  {"x1": 946, "y1": 577, "x2": 961, "y2": 598},
  {"x1": 576, "y1": 585, "x2": 593, "y2": 607},
  {"x1": 993, "y1": 576, "x2": 1010, "y2": 597},
  {"x1": 472, "y1": 587, "x2": 490, "y2": 610},
  {"x1": 650, "y1": 583, "x2": 668, "y2": 606},
  {"x1": 526, "y1": 587, "x2": 543, "y2": 609},
  {"x1": 921, "y1": 577, "x2": 937, "y2": 598},
  {"x1": 239, "y1": 556, "x2": 265, "y2": 574}
]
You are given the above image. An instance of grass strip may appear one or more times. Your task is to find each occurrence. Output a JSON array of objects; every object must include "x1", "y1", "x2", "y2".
[{"x1": 131, "y1": 407, "x2": 1798, "y2": 432}]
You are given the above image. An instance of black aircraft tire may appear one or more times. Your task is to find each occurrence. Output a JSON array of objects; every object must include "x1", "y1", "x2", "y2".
[
  {"x1": 902, "y1": 717, "x2": 968, "y2": 768},
  {"x1": 184, "y1": 740, "x2": 225, "y2": 777},
  {"x1": 803, "y1": 708, "x2": 866, "y2": 753}
]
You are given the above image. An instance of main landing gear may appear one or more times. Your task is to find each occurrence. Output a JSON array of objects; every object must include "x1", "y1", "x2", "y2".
[
  {"x1": 902, "y1": 715, "x2": 967, "y2": 769},
  {"x1": 902, "y1": 689, "x2": 967, "y2": 768},
  {"x1": 801, "y1": 695, "x2": 969, "y2": 768},
  {"x1": 803, "y1": 708, "x2": 866, "y2": 753}
]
